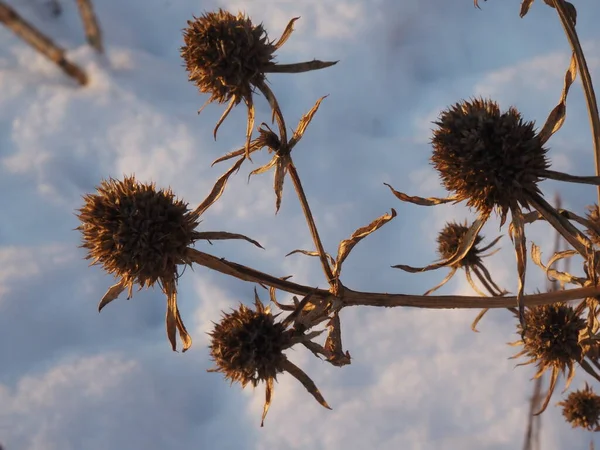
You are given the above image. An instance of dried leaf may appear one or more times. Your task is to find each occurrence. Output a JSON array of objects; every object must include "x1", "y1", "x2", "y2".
[
  {"x1": 195, "y1": 231, "x2": 264, "y2": 249},
  {"x1": 282, "y1": 359, "x2": 331, "y2": 410},
  {"x1": 385, "y1": 183, "x2": 457, "y2": 206},
  {"x1": 193, "y1": 157, "x2": 244, "y2": 217},
  {"x1": 511, "y1": 206, "x2": 528, "y2": 328},
  {"x1": 394, "y1": 217, "x2": 487, "y2": 273},
  {"x1": 423, "y1": 267, "x2": 458, "y2": 296},
  {"x1": 213, "y1": 97, "x2": 235, "y2": 140},
  {"x1": 579, "y1": 359, "x2": 600, "y2": 383},
  {"x1": 333, "y1": 209, "x2": 396, "y2": 277},
  {"x1": 166, "y1": 285, "x2": 192, "y2": 352},
  {"x1": 465, "y1": 267, "x2": 489, "y2": 297},
  {"x1": 520, "y1": 0, "x2": 535, "y2": 17},
  {"x1": 244, "y1": 96, "x2": 255, "y2": 159},
  {"x1": 533, "y1": 369, "x2": 559, "y2": 415},
  {"x1": 289, "y1": 96, "x2": 327, "y2": 149},
  {"x1": 542, "y1": 169, "x2": 600, "y2": 186},
  {"x1": 269, "y1": 281, "x2": 296, "y2": 311},
  {"x1": 273, "y1": 17, "x2": 299, "y2": 50},
  {"x1": 261, "y1": 377, "x2": 274, "y2": 427},
  {"x1": 273, "y1": 158, "x2": 288, "y2": 213},
  {"x1": 471, "y1": 308, "x2": 490, "y2": 332},
  {"x1": 249, "y1": 156, "x2": 278, "y2": 178},
  {"x1": 324, "y1": 313, "x2": 351, "y2": 367},
  {"x1": 286, "y1": 249, "x2": 336, "y2": 266},
  {"x1": 98, "y1": 279, "x2": 126, "y2": 312},
  {"x1": 538, "y1": 53, "x2": 577, "y2": 144},
  {"x1": 528, "y1": 191, "x2": 591, "y2": 256}
]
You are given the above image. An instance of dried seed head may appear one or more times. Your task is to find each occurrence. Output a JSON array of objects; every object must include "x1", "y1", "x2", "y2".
[
  {"x1": 517, "y1": 303, "x2": 585, "y2": 372},
  {"x1": 431, "y1": 98, "x2": 549, "y2": 218},
  {"x1": 585, "y1": 204, "x2": 600, "y2": 247},
  {"x1": 437, "y1": 221, "x2": 484, "y2": 267},
  {"x1": 181, "y1": 9, "x2": 275, "y2": 105},
  {"x1": 209, "y1": 298, "x2": 291, "y2": 388},
  {"x1": 559, "y1": 383, "x2": 600, "y2": 431},
  {"x1": 77, "y1": 176, "x2": 200, "y2": 290}
]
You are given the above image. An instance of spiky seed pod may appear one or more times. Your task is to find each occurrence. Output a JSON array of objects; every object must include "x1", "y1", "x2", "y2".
[
  {"x1": 559, "y1": 383, "x2": 600, "y2": 431},
  {"x1": 77, "y1": 176, "x2": 201, "y2": 291},
  {"x1": 437, "y1": 221, "x2": 484, "y2": 267},
  {"x1": 181, "y1": 9, "x2": 274, "y2": 107},
  {"x1": 518, "y1": 303, "x2": 585, "y2": 367},
  {"x1": 517, "y1": 303, "x2": 585, "y2": 372},
  {"x1": 431, "y1": 98, "x2": 549, "y2": 218},
  {"x1": 209, "y1": 297, "x2": 291, "y2": 388},
  {"x1": 585, "y1": 204, "x2": 600, "y2": 247}
]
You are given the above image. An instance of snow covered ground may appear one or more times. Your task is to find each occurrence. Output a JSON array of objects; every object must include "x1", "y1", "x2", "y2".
[{"x1": 1, "y1": 0, "x2": 600, "y2": 448}]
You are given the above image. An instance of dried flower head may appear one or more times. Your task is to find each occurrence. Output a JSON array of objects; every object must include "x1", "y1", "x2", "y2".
[
  {"x1": 209, "y1": 290, "x2": 331, "y2": 426},
  {"x1": 437, "y1": 221, "x2": 485, "y2": 267},
  {"x1": 77, "y1": 176, "x2": 201, "y2": 352},
  {"x1": 559, "y1": 383, "x2": 600, "y2": 431},
  {"x1": 182, "y1": 9, "x2": 273, "y2": 114},
  {"x1": 78, "y1": 176, "x2": 200, "y2": 290},
  {"x1": 431, "y1": 98, "x2": 549, "y2": 220},
  {"x1": 181, "y1": 9, "x2": 336, "y2": 156},
  {"x1": 395, "y1": 220, "x2": 504, "y2": 297},
  {"x1": 209, "y1": 296, "x2": 290, "y2": 388},
  {"x1": 511, "y1": 303, "x2": 586, "y2": 414}
]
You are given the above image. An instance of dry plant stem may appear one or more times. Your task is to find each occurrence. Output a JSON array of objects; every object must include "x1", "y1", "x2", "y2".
[
  {"x1": 287, "y1": 162, "x2": 336, "y2": 287},
  {"x1": 552, "y1": 0, "x2": 600, "y2": 202},
  {"x1": 75, "y1": 0, "x2": 103, "y2": 53},
  {"x1": 0, "y1": 2, "x2": 87, "y2": 85},
  {"x1": 186, "y1": 248, "x2": 600, "y2": 309},
  {"x1": 264, "y1": 61, "x2": 338, "y2": 73}
]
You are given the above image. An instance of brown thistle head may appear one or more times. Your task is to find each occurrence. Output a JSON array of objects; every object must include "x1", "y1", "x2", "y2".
[
  {"x1": 517, "y1": 303, "x2": 586, "y2": 373},
  {"x1": 77, "y1": 176, "x2": 200, "y2": 291},
  {"x1": 559, "y1": 383, "x2": 600, "y2": 431},
  {"x1": 209, "y1": 297, "x2": 291, "y2": 388},
  {"x1": 181, "y1": 9, "x2": 275, "y2": 106},
  {"x1": 437, "y1": 221, "x2": 484, "y2": 267},
  {"x1": 431, "y1": 98, "x2": 549, "y2": 219}
]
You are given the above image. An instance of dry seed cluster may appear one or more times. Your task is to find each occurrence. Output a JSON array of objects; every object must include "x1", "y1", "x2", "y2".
[{"x1": 74, "y1": 1, "x2": 600, "y2": 435}]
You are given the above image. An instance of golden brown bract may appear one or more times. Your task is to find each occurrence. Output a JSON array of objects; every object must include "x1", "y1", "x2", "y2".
[{"x1": 431, "y1": 98, "x2": 549, "y2": 221}]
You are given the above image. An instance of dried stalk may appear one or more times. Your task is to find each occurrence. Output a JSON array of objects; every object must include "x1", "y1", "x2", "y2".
[
  {"x1": 0, "y1": 2, "x2": 87, "y2": 85},
  {"x1": 551, "y1": 0, "x2": 600, "y2": 202},
  {"x1": 75, "y1": 0, "x2": 103, "y2": 53},
  {"x1": 186, "y1": 248, "x2": 600, "y2": 310},
  {"x1": 287, "y1": 162, "x2": 335, "y2": 287}
]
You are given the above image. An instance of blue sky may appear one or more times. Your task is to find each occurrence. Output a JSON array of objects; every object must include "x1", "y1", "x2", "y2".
[{"x1": 1, "y1": 0, "x2": 600, "y2": 448}]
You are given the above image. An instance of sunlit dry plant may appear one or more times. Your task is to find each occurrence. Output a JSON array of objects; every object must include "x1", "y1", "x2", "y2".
[
  {"x1": 386, "y1": 98, "x2": 600, "y2": 327},
  {"x1": 559, "y1": 383, "x2": 600, "y2": 431},
  {"x1": 73, "y1": 1, "x2": 600, "y2": 435},
  {"x1": 510, "y1": 303, "x2": 588, "y2": 414},
  {"x1": 181, "y1": 9, "x2": 336, "y2": 157},
  {"x1": 77, "y1": 175, "x2": 262, "y2": 352},
  {"x1": 208, "y1": 290, "x2": 331, "y2": 426}
]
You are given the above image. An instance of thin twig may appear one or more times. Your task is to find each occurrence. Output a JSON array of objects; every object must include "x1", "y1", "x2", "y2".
[
  {"x1": 75, "y1": 0, "x2": 103, "y2": 53},
  {"x1": 287, "y1": 161, "x2": 336, "y2": 287},
  {"x1": 552, "y1": 0, "x2": 600, "y2": 203},
  {"x1": 0, "y1": 2, "x2": 87, "y2": 85}
]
